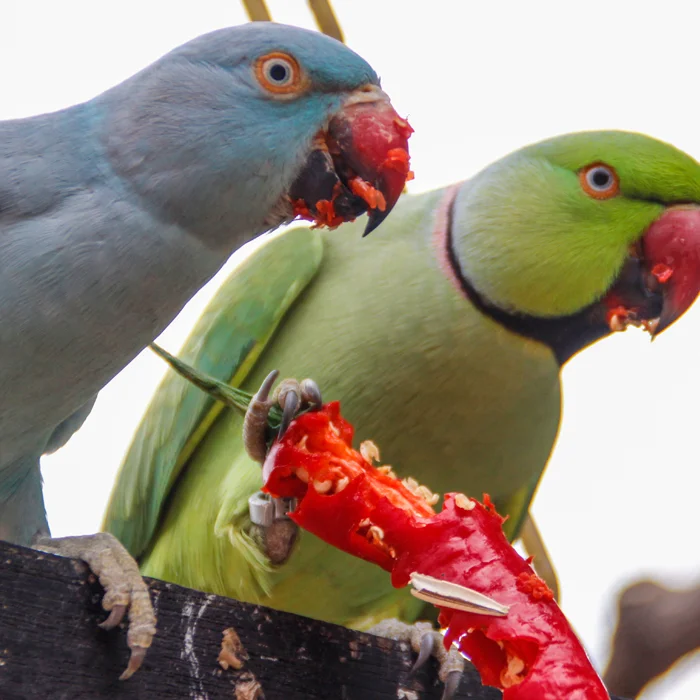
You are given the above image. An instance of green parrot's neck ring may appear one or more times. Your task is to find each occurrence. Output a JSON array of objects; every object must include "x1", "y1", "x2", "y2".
[{"x1": 433, "y1": 187, "x2": 612, "y2": 366}]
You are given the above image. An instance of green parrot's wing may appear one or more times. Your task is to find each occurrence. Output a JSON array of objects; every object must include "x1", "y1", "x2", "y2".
[
  {"x1": 103, "y1": 226, "x2": 324, "y2": 557},
  {"x1": 497, "y1": 475, "x2": 560, "y2": 601},
  {"x1": 497, "y1": 478, "x2": 539, "y2": 542}
]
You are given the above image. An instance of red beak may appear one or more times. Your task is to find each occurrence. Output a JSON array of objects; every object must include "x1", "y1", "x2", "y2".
[
  {"x1": 327, "y1": 93, "x2": 414, "y2": 235},
  {"x1": 643, "y1": 206, "x2": 700, "y2": 335},
  {"x1": 289, "y1": 86, "x2": 413, "y2": 235}
]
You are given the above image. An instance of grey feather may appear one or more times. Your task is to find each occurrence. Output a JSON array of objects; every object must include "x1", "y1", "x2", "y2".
[{"x1": 0, "y1": 23, "x2": 380, "y2": 544}]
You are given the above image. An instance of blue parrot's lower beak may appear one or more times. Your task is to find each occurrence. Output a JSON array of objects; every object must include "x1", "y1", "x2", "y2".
[{"x1": 288, "y1": 86, "x2": 413, "y2": 235}]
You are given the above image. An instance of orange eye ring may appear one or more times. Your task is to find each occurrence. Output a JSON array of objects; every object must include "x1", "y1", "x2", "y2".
[
  {"x1": 255, "y1": 52, "x2": 305, "y2": 95},
  {"x1": 579, "y1": 162, "x2": 620, "y2": 200}
]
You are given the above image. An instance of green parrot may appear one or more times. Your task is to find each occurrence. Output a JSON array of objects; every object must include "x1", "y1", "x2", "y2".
[{"x1": 104, "y1": 131, "x2": 700, "y2": 634}]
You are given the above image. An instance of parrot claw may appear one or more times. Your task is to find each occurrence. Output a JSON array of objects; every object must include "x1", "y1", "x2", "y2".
[
  {"x1": 277, "y1": 388, "x2": 300, "y2": 439},
  {"x1": 33, "y1": 532, "x2": 157, "y2": 681},
  {"x1": 369, "y1": 619, "x2": 466, "y2": 699},
  {"x1": 441, "y1": 670, "x2": 462, "y2": 700},
  {"x1": 410, "y1": 629, "x2": 436, "y2": 676},
  {"x1": 98, "y1": 603, "x2": 127, "y2": 630},
  {"x1": 243, "y1": 370, "x2": 280, "y2": 463},
  {"x1": 299, "y1": 378, "x2": 323, "y2": 410},
  {"x1": 243, "y1": 372, "x2": 324, "y2": 462}
]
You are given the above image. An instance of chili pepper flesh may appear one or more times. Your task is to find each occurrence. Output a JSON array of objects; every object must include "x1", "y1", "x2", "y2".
[{"x1": 262, "y1": 403, "x2": 608, "y2": 699}]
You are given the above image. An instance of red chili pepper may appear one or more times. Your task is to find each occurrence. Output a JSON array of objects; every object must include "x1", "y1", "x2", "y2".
[
  {"x1": 651, "y1": 262, "x2": 674, "y2": 284},
  {"x1": 313, "y1": 199, "x2": 346, "y2": 229},
  {"x1": 349, "y1": 177, "x2": 387, "y2": 212},
  {"x1": 263, "y1": 403, "x2": 608, "y2": 699},
  {"x1": 382, "y1": 147, "x2": 413, "y2": 178},
  {"x1": 291, "y1": 199, "x2": 314, "y2": 222},
  {"x1": 392, "y1": 116, "x2": 415, "y2": 141}
]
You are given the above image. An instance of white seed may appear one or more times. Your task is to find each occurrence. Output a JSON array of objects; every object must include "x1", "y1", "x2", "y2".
[
  {"x1": 360, "y1": 440, "x2": 381, "y2": 464},
  {"x1": 377, "y1": 465, "x2": 397, "y2": 479},
  {"x1": 454, "y1": 493, "x2": 475, "y2": 511},
  {"x1": 296, "y1": 467, "x2": 310, "y2": 483},
  {"x1": 608, "y1": 314, "x2": 626, "y2": 332},
  {"x1": 296, "y1": 435, "x2": 309, "y2": 451},
  {"x1": 417, "y1": 485, "x2": 440, "y2": 506},
  {"x1": 501, "y1": 653, "x2": 526, "y2": 688},
  {"x1": 313, "y1": 479, "x2": 332, "y2": 494},
  {"x1": 336, "y1": 477, "x2": 350, "y2": 492},
  {"x1": 329, "y1": 421, "x2": 341, "y2": 436},
  {"x1": 368, "y1": 525, "x2": 385, "y2": 541},
  {"x1": 402, "y1": 477, "x2": 420, "y2": 494}
]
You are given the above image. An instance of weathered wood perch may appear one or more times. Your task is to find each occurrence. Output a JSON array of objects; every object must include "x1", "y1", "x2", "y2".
[{"x1": 0, "y1": 540, "x2": 626, "y2": 699}]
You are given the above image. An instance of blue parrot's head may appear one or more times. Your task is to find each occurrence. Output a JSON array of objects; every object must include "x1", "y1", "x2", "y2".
[{"x1": 98, "y1": 23, "x2": 412, "y2": 240}]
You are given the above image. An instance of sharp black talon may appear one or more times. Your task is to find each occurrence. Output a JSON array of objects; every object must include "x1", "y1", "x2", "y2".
[
  {"x1": 257, "y1": 370, "x2": 280, "y2": 402},
  {"x1": 410, "y1": 631, "x2": 435, "y2": 677},
  {"x1": 300, "y1": 378, "x2": 323, "y2": 410},
  {"x1": 278, "y1": 391, "x2": 300, "y2": 438},
  {"x1": 441, "y1": 670, "x2": 461, "y2": 700}
]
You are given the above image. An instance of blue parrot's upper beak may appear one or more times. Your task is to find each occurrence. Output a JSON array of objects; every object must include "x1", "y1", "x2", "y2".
[{"x1": 288, "y1": 85, "x2": 413, "y2": 235}]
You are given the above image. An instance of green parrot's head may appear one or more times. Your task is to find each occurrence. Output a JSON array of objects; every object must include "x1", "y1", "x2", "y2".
[{"x1": 448, "y1": 130, "x2": 700, "y2": 360}]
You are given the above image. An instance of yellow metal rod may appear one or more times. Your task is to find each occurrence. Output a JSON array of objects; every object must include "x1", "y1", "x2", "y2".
[
  {"x1": 242, "y1": 0, "x2": 273, "y2": 22},
  {"x1": 519, "y1": 513, "x2": 561, "y2": 603},
  {"x1": 308, "y1": 0, "x2": 345, "y2": 42}
]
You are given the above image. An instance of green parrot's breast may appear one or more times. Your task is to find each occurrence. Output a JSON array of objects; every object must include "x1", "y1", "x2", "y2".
[
  {"x1": 142, "y1": 191, "x2": 562, "y2": 629},
  {"x1": 242, "y1": 199, "x2": 560, "y2": 627}
]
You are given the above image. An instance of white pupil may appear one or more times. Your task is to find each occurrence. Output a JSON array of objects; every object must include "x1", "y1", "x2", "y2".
[
  {"x1": 266, "y1": 61, "x2": 291, "y2": 84},
  {"x1": 587, "y1": 167, "x2": 613, "y2": 190}
]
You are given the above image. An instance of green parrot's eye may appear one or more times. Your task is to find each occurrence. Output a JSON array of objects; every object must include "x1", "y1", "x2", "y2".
[{"x1": 579, "y1": 163, "x2": 620, "y2": 200}]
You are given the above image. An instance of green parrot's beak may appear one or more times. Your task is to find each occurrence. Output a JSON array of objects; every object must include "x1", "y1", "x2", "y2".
[
  {"x1": 601, "y1": 205, "x2": 700, "y2": 337},
  {"x1": 642, "y1": 205, "x2": 700, "y2": 335}
]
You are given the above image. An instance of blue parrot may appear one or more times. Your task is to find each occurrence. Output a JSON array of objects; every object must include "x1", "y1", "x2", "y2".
[{"x1": 0, "y1": 22, "x2": 408, "y2": 677}]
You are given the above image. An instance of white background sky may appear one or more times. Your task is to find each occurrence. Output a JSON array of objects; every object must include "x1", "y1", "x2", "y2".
[{"x1": 4, "y1": 1, "x2": 700, "y2": 696}]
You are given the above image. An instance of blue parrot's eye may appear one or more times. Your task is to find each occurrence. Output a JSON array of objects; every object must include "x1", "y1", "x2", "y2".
[
  {"x1": 268, "y1": 62, "x2": 290, "y2": 83},
  {"x1": 580, "y1": 163, "x2": 620, "y2": 200},
  {"x1": 256, "y1": 52, "x2": 304, "y2": 95}
]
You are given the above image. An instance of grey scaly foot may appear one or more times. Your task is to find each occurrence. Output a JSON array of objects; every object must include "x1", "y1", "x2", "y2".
[
  {"x1": 244, "y1": 370, "x2": 323, "y2": 565},
  {"x1": 242, "y1": 370, "x2": 323, "y2": 461},
  {"x1": 33, "y1": 531, "x2": 157, "y2": 680},
  {"x1": 369, "y1": 619, "x2": 466, "y2": 700}
]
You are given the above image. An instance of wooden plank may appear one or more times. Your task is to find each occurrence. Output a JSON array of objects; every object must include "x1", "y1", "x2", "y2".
[{"x1": 0, "y1": 540, "x2": 623, "y2": 699}]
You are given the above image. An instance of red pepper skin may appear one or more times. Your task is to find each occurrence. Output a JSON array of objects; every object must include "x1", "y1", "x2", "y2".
[
  {"x1": 263, "y1": 404, "x2": 608, "y2": 699},
  {"x1": 387, "y1": 496, "x2": 608, "y2": 699},
  {"x1": 263, "y1": 402, "x2": 433, "y2": 570}
]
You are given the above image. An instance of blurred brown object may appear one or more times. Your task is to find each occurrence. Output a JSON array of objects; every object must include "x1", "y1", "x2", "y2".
[
  {"x1": 307, "y1": 1, "x2": 344, "y2": 42},
  {"x1": 241, "y1": 1, "x2": 344, "y2": 43},
  {"x1": 604, "y1": 579, "x2": 700, "y2": 697},
  {"x1": 242, "y1": 0, "x2": 272, "y2": 22}
]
